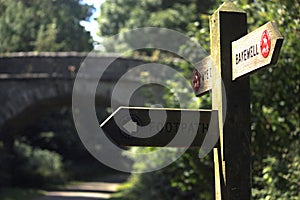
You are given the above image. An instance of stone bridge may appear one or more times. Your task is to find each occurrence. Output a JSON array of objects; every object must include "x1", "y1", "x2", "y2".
[{"x1": 0, "y1": 52, "x2": 150, "y2": 135}]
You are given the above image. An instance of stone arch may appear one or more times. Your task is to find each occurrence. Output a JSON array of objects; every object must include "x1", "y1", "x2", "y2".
[
  {"x1": 0, "y1": 52, "x2": 147, "y2": 132},
  {"x1": 0, "y1": 79, "x2": 73, "y2": 131}
]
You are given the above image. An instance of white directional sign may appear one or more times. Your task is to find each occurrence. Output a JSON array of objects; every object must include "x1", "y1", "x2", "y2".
[
  {"x1": 232, "y1": 22, "x2": 283, "y2": 80},
  {"x1": 193, "y1": 56, "x2": 212, "y2": 96},
  {"x1": 100, "y1": 107, "x2": 218, "y2": 147}
]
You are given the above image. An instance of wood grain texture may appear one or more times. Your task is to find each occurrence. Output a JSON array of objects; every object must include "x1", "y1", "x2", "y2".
[
  {"x1": 194, "y1": 56, "x2": 212, "y2": 96},
  {"x1": 210, "y1": 2, "x2": 251, "y2": 199},
  {"x1": 214, "y1": 148, "x2": 222, "y2": 200},
  {"x1": 232, "y1": 22, "x2": 283, "y2": 80}
]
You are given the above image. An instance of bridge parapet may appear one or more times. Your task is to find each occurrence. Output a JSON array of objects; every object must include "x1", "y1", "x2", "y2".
[
  {"x1": 0, "y1": 52, "x2": 148, "y2": 131},
  {"x1": 0, "y1": 52, "x2": 145, "y2": 81}
]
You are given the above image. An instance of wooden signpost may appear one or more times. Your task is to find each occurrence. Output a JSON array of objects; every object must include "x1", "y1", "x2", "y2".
[
  {"x1": 192, "y1": 2, "x2": 283, "y2": 200},
  {"x1": 100, "y1": 2, "x2": 283, "y2": 200},
  {"x1": 210, "y1": 3, "x2": 251, "y2": 199}
]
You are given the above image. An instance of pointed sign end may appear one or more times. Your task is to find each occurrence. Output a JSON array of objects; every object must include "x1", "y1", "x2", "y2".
[
  {"x1": 216, "y1": 1, "x2": 245, "y2": 13},
  {"x1": 267, "y1": 21, "x2": 284, "y2": 39}
]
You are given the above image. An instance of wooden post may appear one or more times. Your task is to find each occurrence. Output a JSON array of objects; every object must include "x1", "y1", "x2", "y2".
[
  {"x1": 214, "y1": 148, "x2": 222, "y2": 200},
  {"x1": 210, "y1": 2, "x2": 251, "y2": 199}
]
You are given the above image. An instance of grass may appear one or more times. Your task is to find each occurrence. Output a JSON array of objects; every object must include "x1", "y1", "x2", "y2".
[
  {"x1": 0, "y1": 187, "x2": 45, "y2": 200},
  {"x1": 110, "y1": 175, "x2": 140, "y2": 200}
]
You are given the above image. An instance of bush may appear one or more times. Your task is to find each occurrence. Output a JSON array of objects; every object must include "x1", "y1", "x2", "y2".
[
  {"x1": 0, "y1": 142, "x2": 12, "y2": 186},
  {"x1": 13, "y1": 141, "x2": 65, "y2": 187},
  {"x1": 113, "y1": 149, "x2": 213, "y2": 200},
  {"x1": 252, "y1": 140, "x2": 300, "y2": 200}
]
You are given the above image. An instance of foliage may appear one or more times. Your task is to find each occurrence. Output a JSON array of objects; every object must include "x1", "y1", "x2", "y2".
[
  {"x1": 20, "y1": 108, "x2": 88, "y2": 162},
  {"x1": 97, "y1": 0, "x2": 300, "y2": 199},
  {"x1": 235, "y1": 0, "x2": 300, "y2": 199},
  {"x1": 0, "y1": 0, "x2": 94, "y2": 52},
  {"x1": 15, "y1": 106, "x2": 110, "y2": 180},
  {"x1": 97, "y1": 0, "x2": 216, "y2": 54},
  {"x1": 0, "y1": 141, "x2": 12, "y2": 186},
  {"x1": 252, "y1": 146, "x2": 300, "y2": 199},
  {"x1": 113, "y1": 150, "x2": 213, "y2": 200},
  {"x1": 0, "y1": 187, "x2": 44, "y2": 200},
  {"x1": 98, "y1": 0, "x2": 217, "y2": 37},
  {"x1": 13, "y1": 141, "x2": 65, "y2": 187},
  {"x1": 0, "y1": 103, "x2": 111, "y2": 187}
]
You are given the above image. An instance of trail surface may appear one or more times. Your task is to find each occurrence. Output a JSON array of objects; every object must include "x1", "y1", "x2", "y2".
[{"x1": 35, "y1": 174, "x2": 129, "y2": 200}]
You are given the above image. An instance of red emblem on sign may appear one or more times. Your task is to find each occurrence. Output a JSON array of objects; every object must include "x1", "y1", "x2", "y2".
[
  {"x1": 260, "y1": 30, "x2": 271, "y2": 58},
  {"x1": 192, "y1": 69, "x2": 201, "y2": 91}
]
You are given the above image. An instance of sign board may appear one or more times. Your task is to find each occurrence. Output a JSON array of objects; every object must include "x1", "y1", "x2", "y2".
[
  {"x1": 232, "y1": 22, "x2": 283, "y2": 80},
  {"x1": 193, "y1": 56, "x2": 212, "y2": 96},
  {"x1": 100, "y1": 107, "x2": 218, "y2": 147}
]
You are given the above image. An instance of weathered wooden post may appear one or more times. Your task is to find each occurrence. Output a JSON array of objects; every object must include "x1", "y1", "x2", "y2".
[
  {"x1": 210, "y1": 2, "x2": 251, "y2": 199},
  {"x1": 202, "y1": 2, "x2": 282, "y2": 199}
]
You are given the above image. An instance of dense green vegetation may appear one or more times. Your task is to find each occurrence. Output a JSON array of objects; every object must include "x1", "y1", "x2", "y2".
[
  {"x1": 0, "y1": 0, "x2": 103, "y2": 192},
  {"x1": 97, "y1": 0, "x2": 300, "y2": 199},
  {"x1": 243, "y1": 1, "x2": 300, "y2": 199},
  {"x1": 0, "y1": 0, "x2": 93, "y2": 52},
  {"x1": 0, "y1": 0, "x2": 298, "y2": 199},
  {"x1": 0, "y1": 187, "x2": 44, "y2": 200}
]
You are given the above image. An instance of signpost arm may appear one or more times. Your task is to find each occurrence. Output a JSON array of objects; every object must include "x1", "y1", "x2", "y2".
[{"x1": 210, "y1": 2, "x2": 251, "y2": 199}]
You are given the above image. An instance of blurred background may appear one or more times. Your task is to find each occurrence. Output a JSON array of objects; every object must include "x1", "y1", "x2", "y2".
[{"x1": 0, "y1": 0, "x2": 299, "y2": 199}]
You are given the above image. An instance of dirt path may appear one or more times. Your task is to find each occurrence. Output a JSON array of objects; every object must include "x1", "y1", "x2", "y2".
[{"x1": 35, "y1": 174, "x2": 129, "y2": 200}]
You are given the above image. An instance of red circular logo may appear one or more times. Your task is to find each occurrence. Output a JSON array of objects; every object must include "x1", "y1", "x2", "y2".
[
  {"x1": 192, "y1": 69, "x2": 201, "y2": 91},
  {"x1": 260, "y1": 30, "x2": 271, "y2": 58}
]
